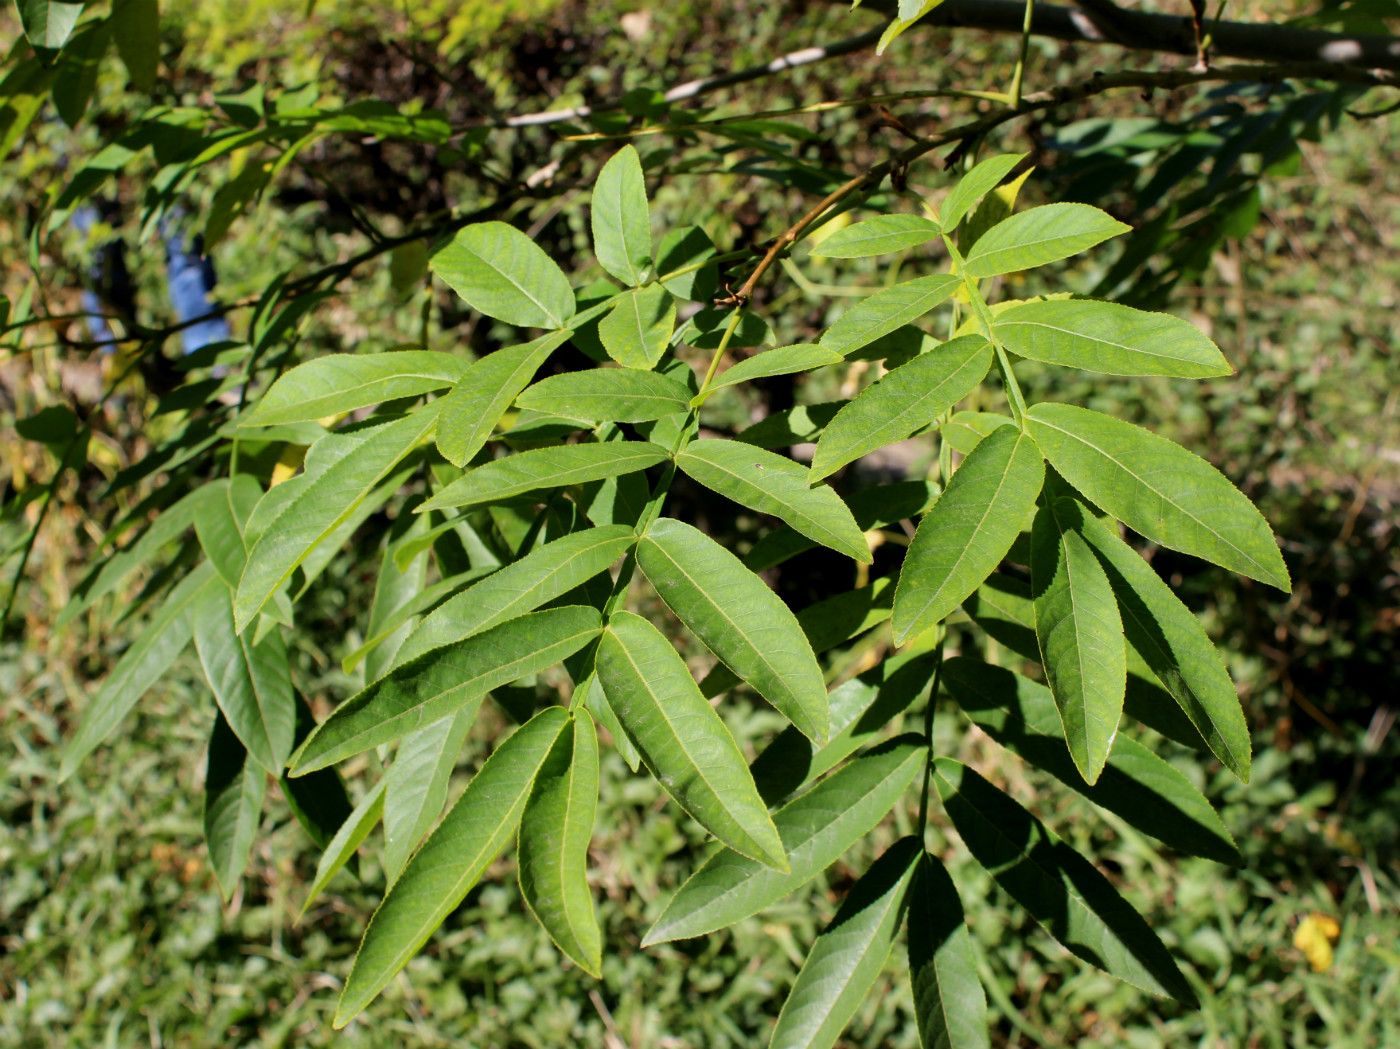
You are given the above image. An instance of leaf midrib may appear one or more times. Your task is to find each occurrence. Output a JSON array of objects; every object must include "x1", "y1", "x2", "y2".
[
  {"x1": 995, "y1": 315, "x2": 1215, "y2": 368},
  {"x1": 462, "y1": 239, "x2": 564, "y2": 328}
]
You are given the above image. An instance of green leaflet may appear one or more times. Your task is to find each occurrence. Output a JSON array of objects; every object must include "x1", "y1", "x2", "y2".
[
  {"x1": 60, "y1": 561, "x2": 219, "y2": 781},
  {"x1": 893, "y1": 427, "x2": 1044, "y2": 643},
  {"x1": 436, "y1": 330, "x2": 574, "y2": 468},
  {"x1": 112, "y1": 0, "x2": 160, "y2": 91},
  {"x1": 962, "y1": 203, "x2": 1130, "y2": 278},
  {"x1": 290, "y1": 606, "x2": 602, "y2": 773},
  {"x1": 193, "y1": 581, "x2": 298, "y2": 776},
  {"x1": 591, "y1": 145, "x2": 652, "y2": 285},
  {"x1": 993, "y1": 299, "x2": 1231, "y2": 378},
  {"x1": 942, "y1": 657, "x2": 1240, "y2": 865},
  {"x1": 392, "y1": 526, "x2": 637, "y2": 667},
  {"x1": 18, "y1": 0, "x2": 84, "y2": 50},
  {"x1": 939, "y1": 152, "x2": 1026, "y2": 232},
  {"x1": 240, "y1": 351, "x2": 465, "y2": 427},
  {"x1": 344, "y1": 566, "x2": 497, "y2": 673},
  {"x1": 301, "y1": 778, "x2": 386, "y2": 916},
  {"x1": 53, "y1": 20, "x2": 110, "y2": 127},
  {"x1": 1025, "y1": 402, "x2": 1291, "y2": 590},
  {"x1": 770, "y1": 837, "x2": 921, "y2": 1049},
  {"x1": 643, "y1": 735, "x2": 924, "y2": 945},
  {"x1": 819, "y1": 274, "x2": 962, "y2": 356},
  {"x1": 234, "y1": 406, "x2": 441, "y2": 633},
  {"x1": 700, "y1": 344, "x2": 844, "y2": 401},
  {"x1": 600, "y1": 283, "x2": 674, "y2": 369},
  {"x1": 1030, "y1": 497, "x2": 1126, "y2": 785},
  {"x1": 597, "y1": 611, "x2": 786, "y2": 869},
  {"x1": 736, "y1": 402, "x2": 845, "y2": 449},
  {"x1": 744, "y1": 480, "x2": 939, "y2": 573},
  {"x1": 360, "y1": 511, "x2": 431, "y2": 683},
  {"x1": 1073, "y1": 507, "x2": 1251, "y2": 780},
  {"x1": 907, "y1": 853, "x2": 989, "y2": 1049},
  {"x1": 518, "y1": 713, "x2": 604, "y2": 976},
  {"x1": 430, "y1": 221, "x2": 576, "y2": 329},
  {"x1": 933, "y1": 759, "x2": 1197, "y2": 1005},
  {"x1": 638, "y1": 517, "x2": 829, "y2": 744},
  {"x1": 280, "y1": 694, "x2": 355, "y2": 851},
  {"x1": 383, "y1": 704, "x2": 480, "y2": 885},
  {"x1": 809, "y1": 334, "x2": 991, "y2": 481},
  {"x1": 751, "y1": 647, "x2": 938, "y2": 806},
  {"x1": 419, "y1": 442, "x2": 668, "y2": 513},
  {"x1": 334, "y1": 707, "x2": 568, "y2": 1027},
  {"x1": 516, "y1": 369, "x2": 693, "y2": 422},
  {"x1": 941, "y1": 411, "x2": 1015, "y2": 455},
  {"x1": 194, "y1": 474, "x2": 262, "y2": 589},
  {"x1": 808, "y1": 215, "x2": 942, "y2": 258},
  {"x1": 203, "y1": 711, "x2": 268, "y2": 901},
  {"x1": 676, "y1": 439, "x2": 870, "y2": 563}
]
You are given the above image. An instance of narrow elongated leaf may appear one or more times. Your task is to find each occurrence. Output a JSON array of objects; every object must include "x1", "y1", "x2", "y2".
[
  {"x1": 592, "y1": 145, "x2": 652, "y2": 285},
  {"x1": 517, "y1": 369, "x2": 693, "y2": 422},
  {"x1": 360, "y1": 513, "x2": 431, "y2": 682},
  {"x1": 1030, "y1": 498, "x2": 1125, "y2": 784},
  {"x1": 1072, "y1": 509, "x2": 1250, "y2": 779},
  {"x1": 112, "y1": 0, "x2": 160, "y2": 91},
  {"x1": 963, "y1": 204, "x2": 1130, "y2": 278},
  {"x1": 436, "y1": 330, "x2": 573, "y2": 467},
  {"x1": 810, "y1": 335, "x2": 991, "y2": 481},
  {"x1": 383, "y1": 704, "x2": 479, "y2": 884},
  {"x1": 893, "y1": 427, "x2": 1044, "y2": 643},
  {"x1": 291, "y1": 606, "x2": 601, "y2": 773},
  {"x1": 1025, "y1": 403, "x2": 1290, "y2": 590},
  {"x1": 203, "y1": 711, "x2": 267, "y2": 901},
  {"x1": 301, "y1": 778, "x2": 386, "y2": 915},
  {"x1": 241, "y1": 352, "x2": 465, "y2": 427},
  {"x1": 194, "y1": 582, "x2": 298, "y2": 775},
  {"x1": 393, "y1": 526, "x2": 636, "y2": 666},
  {"x1": 940, "y1": 152, "x2": 1026, "y2": 232},
  {"x1": 819, "y1": 275, "x2": 962, "y2": 356},
  {"x1": 420, "y1": 442, "x2": 668, "y2": 512},
  {"x1": 809, "y1": 215, "x2": 942, "y2": 258},
  {"x1": 638, "y1": 518, "x2": 829, "y2": 743},
  {"x1": 597, "y1": 611, "x2": 786, "y2": 869},
  {"x1": 643, "y1": 735, "x2": 924, "y2": 944},
  {"x1": 280, "y1": 694, "x2": 354, "y2": 849},
  {"x1": 235, "y1": 407, "x2": 440, "y2": 632},
  {"x1": 677, "y1": 439, "x2": 870, "y2": 563},
  {"x1": 334, "y1": 707, "x2": 568, "y2": 1026},
  {"x1": 745, "y1": 480, "x2": 939, "y2": 573},
  {"x1": 994, "y1": 300, "x2": 1231, "y2": 378},
  {"x1": 518, "y1": 714, "x2": 603, "y2": 976},
  {"x1": 600, "y1": 283, "x2": 674, "y2": 369},
  {"x1": 943, "y1": 658, "x2": 1240, "y2": 864},
  {"x1": 194, "y1": 475, "x2": 262, "y2": 589},
  {"x1": 933, "y1": 759, "x2": 1197, "y2": 1004},
  {"x1": 60, "y1": 562, "x2": 219, "y2": 780},
  {"x1": 702, "y1": 344, "x2": 843, "y2": 399},
  {"x1": 430, "y1": 222, "x2": 576, "y2": 329},
  {"x1": 751, "y1": 648, "x2": 938, "y2": 806},
  {"x1": 907, "y1": 853, "x2": 989, "y2": 1049},
  {"x1": 770, "y1": 837, "x2": 921, "y2": 1049}
]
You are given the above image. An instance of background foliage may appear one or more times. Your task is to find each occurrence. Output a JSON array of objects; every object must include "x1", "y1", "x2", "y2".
[{"x1": 2, "y1": 0, "x2": 1398, "y2": 1046}]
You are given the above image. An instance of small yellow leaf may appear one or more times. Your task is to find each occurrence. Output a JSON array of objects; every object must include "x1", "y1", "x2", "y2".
[{"x1": 1293, "y1": 912, "x2": 1341, "y2": 972}]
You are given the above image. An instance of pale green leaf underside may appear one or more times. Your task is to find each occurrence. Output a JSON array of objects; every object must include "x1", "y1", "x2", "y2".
[
  {"x1": 819, "y1": 274, "x2": 962, "y2": 356},
  {"x1": 638, "y1": 517, "x2": 829, "y2": 744},
  {"x1": 419, "y1": 441, "x2": 668, "y2": 512},
  {"x1": 809, "y1": 214, "x2": 942, "y2": 258},
  {"x1": 203, "y1": 712, "x2": 268, "y2": 901},
  {"x1": 963, "y1": 203, "x2": 1130, "y2": 278},
  {"x1": 290, "y1": 606, "x2": 602, "y2": 774},
  {"x1": 770, "y1": 837, "x2": 921, "y2": 1049},
  {"x1": 994, "y1": 299, "x2": 1231, "y2": 378},
  {"x1": 596, "y1": 611, "x2": 787, "y2": 869},
  {"x1": 643, "y1": 735, "x2": 924, "y2": 945},
  {"x1": 430, "y1": 221, "x2": 576, "y2": 329},
  {"x1": 241, "y1": 351, "x2": 466, "y2": 427},
  {"x1": 334, "y1": 707, "x2": 568, "y2": 1026},
  {"x1": 518, "y1": 714, "x2": 604, "y2": 976},
  {"x1": 893, "y1": 426, "x2": 1044, "y2": 643},
  {"x1": 810, "y1": 334, "x2": 991, "y2": 481},
  {"x1": 933, "y1": 759, "x2": 1197, "y2": 1005},
  {"x1": 677, "y1": 439, "x2": 870, "y2": 563},
  {"x1": 1025, "y1": 402, "x2": 1290, "y2": 590},
  {"x1": 436, "y1": 330, "x2": 573, "y2": 467},
  {"x1": 517, "y1": 369, "x2": 693, "y2": 422},
  {"x1": 392, "y1": 525, "x2": 637, "y2": 668}
]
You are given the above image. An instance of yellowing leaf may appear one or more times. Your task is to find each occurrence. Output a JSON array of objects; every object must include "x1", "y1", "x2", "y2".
[{"x1": 1292, "y1": 913, "x2": 1340, "y2": 972}]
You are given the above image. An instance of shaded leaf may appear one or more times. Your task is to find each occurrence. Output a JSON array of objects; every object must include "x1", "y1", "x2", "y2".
[
  {"x1": 17, "y1": 0, "x2": 84, "y2": 50},
  {"x1": 193, "y1": 475, "x2": 262, "y2": 590},
  {"x1": 745, "y1": 480, "x2": 939, "y2": 573},
  {"x1": 908, "y1": 853, "x2": 989, "y2": 1049},
  {"x1": 383, "y1": 704, "x2": 480, "y2": 884},
  {"x1": 301, "y1": 778, "x2": 386, "y2": 916}
]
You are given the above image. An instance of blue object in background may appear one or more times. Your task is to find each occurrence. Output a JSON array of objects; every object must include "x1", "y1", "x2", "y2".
[
  {"x1": 161, "y1": 211, "x2": 232, "y2": 355},
  {"x1": 72, "y1": 204, "x2": 135, "y2": 349}
]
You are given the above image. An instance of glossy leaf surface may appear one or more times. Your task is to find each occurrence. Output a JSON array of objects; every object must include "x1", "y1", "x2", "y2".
[
  {"x1": 908, "y1": 853, "x2": 989, "y2": 1049},
  {"x1": 421, "y1": 442, "x2": 667, "y2": 512}
]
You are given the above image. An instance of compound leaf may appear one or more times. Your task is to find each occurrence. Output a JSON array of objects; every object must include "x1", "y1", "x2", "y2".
[{"x1": 383, "y1": 704, "x2": 480, "y2": 885}]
